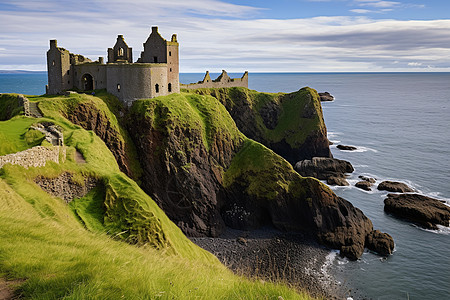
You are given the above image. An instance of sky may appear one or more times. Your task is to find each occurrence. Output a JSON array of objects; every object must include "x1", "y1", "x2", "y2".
[{"x1": 0, "y1": 0, "x2": 449, "y2": 72}]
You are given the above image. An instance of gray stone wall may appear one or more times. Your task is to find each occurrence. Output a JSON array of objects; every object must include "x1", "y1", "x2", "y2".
[
  {"x1": 139, "y1": 27, "x2": 167, "y2": 63},
  {"x1": 166, "y1": 36, "x2": 180, "y2": 94},
  {"x1": 108, "y1": 35, "x2": 133, "y2": 63},
  {"x1": 106, "y1": 63, "x2": 168, "y2": 106},
  {"x1": 0, "y1": 146, "x2": 66, "y2": 169},
  {"x1": 73, "y1": 63, "x2": 107, "y2": 90},
  {"x1": 47, "y1": 40, "x2": 72, "y2": 94},
  {"x1": 182, "y1": 70, "x2": 248, "y2": 90}
]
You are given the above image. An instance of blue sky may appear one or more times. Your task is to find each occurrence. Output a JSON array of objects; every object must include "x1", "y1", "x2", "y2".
[{"x1": 0, "y1": 0, "x2": 449, "y2": 72}]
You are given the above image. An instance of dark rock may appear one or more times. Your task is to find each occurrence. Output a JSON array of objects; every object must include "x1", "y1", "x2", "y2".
[
  {"x1": 337, "y1": 144, "x2": 357, "y2": 151},
  {"x1": 359, "y1": 175, "x2": 376, "y2": 183},
  {"x1": 327, "y1": 176, "x2": 349, "y2": 186},
  {"x1": 318, "y1": 92, "x2": 334, "y2": 102},
  {"x1": 384, "y1": 193, "x2": 450, "y2": 229},
  {"x1": 128, "y1": 94, "x2": 390, "y2": 260},
  {"x1": 365, "y1": 230, "x2": 394, "y2": 256},
  {"x1": 355, "y1": 181, "x2": 372, "y2": 191},
  {"x1": 378, "y1": 181, "x2": 414, "y2": 193},
  {"x1": 294, "y1": 157, "x2": 353, "y2": 186},
  {"x1": 65, "y1": 102, "x2": 135, "y2": 179}
]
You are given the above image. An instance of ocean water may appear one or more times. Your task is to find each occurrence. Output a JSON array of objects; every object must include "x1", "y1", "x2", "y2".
[{"x1": 1, "y1": 72, "x2": 449, "y2": 299}]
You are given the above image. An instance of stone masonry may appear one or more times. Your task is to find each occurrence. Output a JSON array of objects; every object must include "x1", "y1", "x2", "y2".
[
  {"x1": 0, "y1": 146, "x2": 66, "y2": 169},
  {"x1": 181, "y1": 70, "x2": 248, "y2": 90}
]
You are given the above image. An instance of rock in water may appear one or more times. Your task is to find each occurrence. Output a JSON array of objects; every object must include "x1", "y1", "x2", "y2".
[
  {"x1": 365, "y1": 230, "x2": 395, "y2": 256},
  {"x1": 327, "y1": 176, "x2": 349, "y2": 186},
  {"x1": 384, "y1": 193, "x2": 450, "y2": 229},
  {"x1": 355, "y1": 180, "x2": 372, "y2": 191},
  {"x1": 378, "y1": 181, "x2": 414, "y2": 193},
  {"x1": 336, "y1": 144, "x2": 357, "y2": 151},
  {"x1": 318, "y1": 92, "x2": 334, "y2": 101},
  {"x1": 294, "y1": 157, "x2": 354, "y2": 186},
  {"x1": 359, "y1": 175, "x2": 376, "y2": 183}
]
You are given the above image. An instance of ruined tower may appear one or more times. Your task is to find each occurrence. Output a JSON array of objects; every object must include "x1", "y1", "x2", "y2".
[{"x1": 46, "y1": 40, "x2": 72, "y2": 94}]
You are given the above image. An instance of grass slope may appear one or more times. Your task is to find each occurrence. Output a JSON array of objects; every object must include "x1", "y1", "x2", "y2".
[
  {"x1": 0, "y1": 92, "x2": 313, "y2": 299},
  {"x1": 186, "y1": 86, "x2": 325, "y2": 148}
]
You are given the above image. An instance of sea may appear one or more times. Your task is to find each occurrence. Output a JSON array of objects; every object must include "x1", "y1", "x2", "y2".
[{"x1": 1, "y1": 72, "x2": 449, "y2": 299}]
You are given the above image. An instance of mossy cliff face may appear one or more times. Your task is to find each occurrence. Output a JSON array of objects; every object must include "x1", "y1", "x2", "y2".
[
  {"x1": 128, "y1": 93, "x2": 244, "y2": 236},
  {"x1": 188, "y1": 87, "x2": 332, "y2": 164},
  {"x1": 128, "y1": 93, "x2": 378, "y2": 259},
  {"x1": 223, "y1": 140, "x2": 373, "y2": 259}
]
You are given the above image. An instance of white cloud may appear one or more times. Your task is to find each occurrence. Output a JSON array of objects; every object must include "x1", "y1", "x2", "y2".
[
  {"x1": 0, "y1": 1, "x2": 448, "y2": 72},
  {"x1": 408, "y1": 62, "x2": 423, "y2": 66},
  {"x1": 351, "y1": 9, "x2": 373, "y2": 14}
]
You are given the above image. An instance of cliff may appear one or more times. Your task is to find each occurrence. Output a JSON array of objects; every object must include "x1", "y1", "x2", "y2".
[
  {"x1": 127, "y1": 91, "x2": 390, "y2": 259},
  {"x1": 0, "y1": 93, "x2": 304, "y2": 298},
  {"x1": 0, "y1": 87, "x2": 392, "y2": 298},
  {"x1": 186, "y1": 87, "x2": 332, "y2": 164}
]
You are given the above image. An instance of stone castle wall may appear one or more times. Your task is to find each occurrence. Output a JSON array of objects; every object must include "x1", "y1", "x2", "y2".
[
  {"x1": 0, "y1": 146, "x2": 66, "y2": 169},
  {"x1": 181, "y1": 70, "x2": 248, "y2": 90}
]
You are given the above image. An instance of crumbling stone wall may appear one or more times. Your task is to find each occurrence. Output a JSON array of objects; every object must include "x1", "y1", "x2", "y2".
[
  {"x1": 34, "y1": 172, "x2": 98, "y2": 203},
  {"x1": 181, "y1": 70, "x2": 248, "y2": 90},
  {"x1": 0, "y1": 146, "x2": 66, "y2": 169}
]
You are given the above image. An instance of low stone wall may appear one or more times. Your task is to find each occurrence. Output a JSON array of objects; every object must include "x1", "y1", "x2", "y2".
[
  {"x1": 35, "y1": 172, "x2": 98, "y2": 203},
  {"x1": 181, "y1": 70, "x2": 248, "y2": 90},
  {"x1": 0, "y1": 146, "x2": 66, "y2": 169}
]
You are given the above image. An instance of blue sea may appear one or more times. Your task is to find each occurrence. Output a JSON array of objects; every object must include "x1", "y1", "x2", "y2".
[{"x1": 1, "y1": 72, "x2": 449, "y2": 299}]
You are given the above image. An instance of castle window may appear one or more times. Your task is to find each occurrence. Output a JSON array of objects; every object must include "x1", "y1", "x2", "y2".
[
  {"x1": 155, "y1": 84, "x2": 159, "y2": 93},
  {"x1": 169, "y1": 51, "x2": 171, "y2": 56},
  {"x1": 170, "y1": 68, "x2": 172, "y2": 72},
  {"x1": 67, "y1": 70, "x2": 70, "y2": 75},
  {"x1": 153, "y1": 56, "x2": 157, "y2": 63},
  {"x1": 52, "y1": 60, "x2": 55, "y2": 66},
  {"x1": 118, "y1": 48, "x2": 124, "y2": 56},
  {"x1": 117, "y1": 84, "x2": 121, "y2": 92},
  {"x1": 68, "y1": 81, "x2": 70, "y2": 84},
  {"x1": 168, "y1": 83, "x2": 172, "y2": 92}
]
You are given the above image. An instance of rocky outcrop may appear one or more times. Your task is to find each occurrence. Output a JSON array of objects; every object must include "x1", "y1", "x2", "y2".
[
  {"x1": 355, "y1": 181, "x2": 372, "y2": 191},
  {"x1": 127, "y1": 94, "x2": 244, "y2": 237},
  {"x1": 359, "y1": 175, "x2": 376, "y2": 183},
  {"x1": 35, "y1": 172, "x2": 98, "y2": 203},
  {"x1": 355, "y1": 176, "x2": 376, "y2": 191},
  {"x1": 318, "y1": 92, "x2": 334, "y2": 102},
  {"x1": 365, "y1": 230, "x2": 395, "y2": 256},
  {"x1": 384, "y1": 193, "x2": 450, "y2": 230},
  {"x1": 65, "y1": 102, "x2": 133, "y2": 178},
  {"x1": 337, "y1": 144, "x2": 357, "y2": 151},
  {"x1": 378, "y1": 181, "x2": 414, "y2": 193},
  {"x1": 127, "y1": 93, "x2": 392, "y2": 260},
  {"x1": 190, "y1": 87, "x2": 332, "y2": 164},
  {"x1": 294, "y1": 157, "x2": 354, "y2": 186}
]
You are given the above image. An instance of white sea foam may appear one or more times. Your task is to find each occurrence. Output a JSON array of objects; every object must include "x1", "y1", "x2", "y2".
[{"x1": 415, "y1": 224, "x2": 450, "y2": 236}]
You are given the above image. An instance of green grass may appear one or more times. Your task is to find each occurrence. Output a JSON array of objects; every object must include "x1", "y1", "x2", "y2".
[
  {"x1": 130, "y1": 92, "x2": 244, "y2": 152},
  {"x1": 186, "y1": 87, "x2": 326, "y2": 148},
  {"x1": 0, "y1": 179, "x2": 309, "y2": 299},
  {"x1": 0, "y1": 93, "x2": 23, "y2": 120},
  {"x1": 223, "y1": 139, "x2": 297, "y2": 200},
  {"x1": 0, "y1": 91, "x2": 317, "y2": 299},
  {"x1": 28, "y1": 91, "x2": 143, "y2": 180},
  {"x1": 0, "y1": 117, "x2": 44, "y2": 155}
]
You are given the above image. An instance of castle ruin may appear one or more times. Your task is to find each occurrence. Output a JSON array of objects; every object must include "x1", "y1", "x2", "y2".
[{"x1": 47, "y1": 26, "x2": 248, "y2": 105}]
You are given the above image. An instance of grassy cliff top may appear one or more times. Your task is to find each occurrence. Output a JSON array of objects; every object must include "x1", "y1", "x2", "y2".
[
  {"x1": 0, "y1": 92, "x2": 313, "y2": 299},
  {"x1": 185, "y1": 86, "x2": 326, "y2": 148}
]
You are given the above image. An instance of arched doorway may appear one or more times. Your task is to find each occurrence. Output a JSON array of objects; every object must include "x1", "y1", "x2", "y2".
[{"x1": 81, "y1": 73, "x2": 93, "y2": 91}]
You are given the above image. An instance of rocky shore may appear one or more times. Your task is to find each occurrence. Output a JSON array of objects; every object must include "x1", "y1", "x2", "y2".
[{"x1": 191, "y1": 227, "x2": 346, "y2": 299}]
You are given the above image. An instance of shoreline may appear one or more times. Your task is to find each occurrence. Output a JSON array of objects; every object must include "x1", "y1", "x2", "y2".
[{"x1": 190, "y1": 227, "x2": 346, "y2": 299}]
